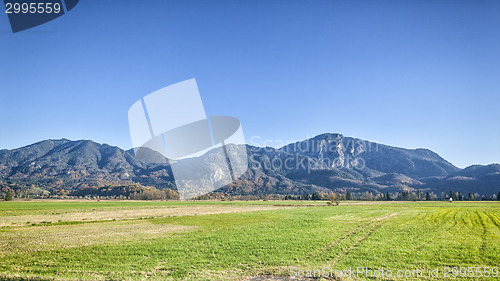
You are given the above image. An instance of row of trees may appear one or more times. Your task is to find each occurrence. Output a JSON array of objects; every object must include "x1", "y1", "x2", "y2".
[
  {"x1": 1, "y1": 185, "x2": 51, "y2": 199},
  {"x1": 68, "y1": 184, "x2": 179, "y2": 200},
  {"x1": 199, "y1": 190, "x2": 500, "y2": 202},
  {"x1": 282, "y1": 190, "x2": 500, "y2": 201},
  {"x1": 1, "y1": 184, "x2": 179, "y2": 201},
  {"x1": 2, "y1": 182, "x2": 499, "y2": 202},
  {"x1": 129, "y1": 187, "x2": 179, "y2": 200},
  {"x1": 444, "y1": 190, "x2": 500, "y2": 201},
  {"x1": 282, "y1": 191, "x2": 416, "y2": 201}
]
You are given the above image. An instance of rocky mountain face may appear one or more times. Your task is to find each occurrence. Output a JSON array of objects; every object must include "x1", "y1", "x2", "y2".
[
  {"x1": 0, "y1": 134, "x2": 498, "y2": 197},
  {"x1": 222, "y1": 134, "x2": 467, "y2": 196}
]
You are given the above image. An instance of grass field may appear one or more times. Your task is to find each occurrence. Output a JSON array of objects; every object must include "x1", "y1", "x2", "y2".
[{"x1": 0, "y1": 200, "x2": 499, "y2": 280}]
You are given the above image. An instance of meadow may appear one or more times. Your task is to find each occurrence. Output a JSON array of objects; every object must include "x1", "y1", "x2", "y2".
[{"x1": 0, "y1": 200, "x2": 499, "y2": 280}]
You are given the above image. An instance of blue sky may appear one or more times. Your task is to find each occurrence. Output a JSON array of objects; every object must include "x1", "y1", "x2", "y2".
[{"x1": 0, "y1": 0, "x2": 499, "y2": 168}]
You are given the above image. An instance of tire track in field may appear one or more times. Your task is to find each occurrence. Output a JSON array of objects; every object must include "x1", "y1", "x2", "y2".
[
  {"x1": 460, "y1": 214, "x2": 467, "y2": 226},
  {"x1": 328, "y1": 212, "x2": 399, "y2": 266},
  {"x1": 475, "y1": 210, "x2": 487, "y2": 257},
  {"x1": 485, "y1": 212, "x2": 500, "y2": 232},
  {"x1": 443, "y1": 209, "x2": 458, "y2": 231},
  {"x1": 307, "y1": 212, "x2": 399, "y2": 265},
  {"x1": 452, "y1": 210, "x2": 459, "y2": 227},
  {"x1": 242, "y1": 213, "x2": 400, "y2": 281}
]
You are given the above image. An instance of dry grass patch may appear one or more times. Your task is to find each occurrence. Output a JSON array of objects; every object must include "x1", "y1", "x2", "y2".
[
  {"x1": 0, "y1": 220, "x2": 195, "y2": 256},
  {"x1": 0, "y1": 204, "x2": 295, "y2": 227}
]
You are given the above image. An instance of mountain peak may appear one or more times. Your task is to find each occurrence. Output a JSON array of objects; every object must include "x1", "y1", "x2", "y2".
[{"x1": 312, "y1": 133, "x2": 344, "y2": 140}]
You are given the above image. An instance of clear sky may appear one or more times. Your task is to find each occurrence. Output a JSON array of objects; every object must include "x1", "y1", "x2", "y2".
[{"x1": 0, "y1": 0, "x2": 499, "y2": 168}]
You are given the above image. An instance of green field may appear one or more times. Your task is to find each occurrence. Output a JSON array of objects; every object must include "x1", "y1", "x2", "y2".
[{"x1": 0, "y1": 200, "x2": 499, "y2": 280}]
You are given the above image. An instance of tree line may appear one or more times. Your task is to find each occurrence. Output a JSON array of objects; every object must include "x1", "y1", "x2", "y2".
[
  {"x1": 2, "y1": 181, "x2": 499, "y2": 202},
  {"x1": 195, "y1": 190, "x2": 500, "y2": 202},
  {"x1": 1, "y1": 183, "x2": 179, "y2": 200}
]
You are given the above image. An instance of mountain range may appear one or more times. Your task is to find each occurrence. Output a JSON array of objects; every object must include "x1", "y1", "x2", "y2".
[{"x1": 0, "y1": 133, "x2": 499, "y2": 197}]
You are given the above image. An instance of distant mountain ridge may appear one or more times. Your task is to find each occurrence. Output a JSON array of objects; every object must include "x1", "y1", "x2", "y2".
[
  {"x1": 0, "y1": 134, "x2": 498, "y2": 197},
  {"x1": 0, "y1": 139, "x2": 174, "y2": 190}
]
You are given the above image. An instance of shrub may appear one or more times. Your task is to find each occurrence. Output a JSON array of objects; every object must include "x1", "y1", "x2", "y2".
[{"x1": 5, "y1": 190, "x2": 13, "y2": 201}]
